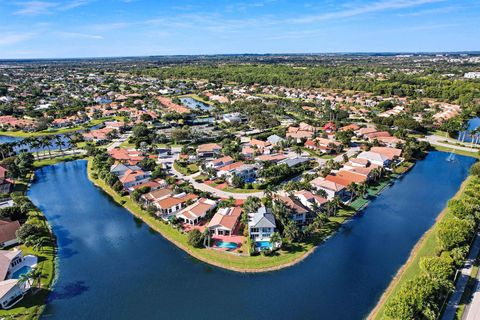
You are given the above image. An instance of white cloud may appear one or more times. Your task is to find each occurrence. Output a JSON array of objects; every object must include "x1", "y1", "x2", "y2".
[
  {"x1": 14, "y1": 1, "x2": 58, "y2": 15},
  {"x1": 289, "y1": 0, "x2": 447, "y2": 24},
  {"x1": 14, "y1": 0, "x2": 92, "y2": 15},
  {"x1": 0, "y1": 32, "x2": 35, "y2": 46},
  {"x1": 56, "y1": 32, "x2": 103, "y2": 39}
]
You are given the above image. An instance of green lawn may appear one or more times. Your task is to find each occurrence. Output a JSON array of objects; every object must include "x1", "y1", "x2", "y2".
[
  {"x1": 0, "y1": 181, "x2": 56, "y2": 319},
  {"x1": 431, "y1": 145, "x2": 480, "y2": 159},
  {"x1": 0, "y1": 117, "x2": 119, "y2": 138},
  {"x1": 371, "y1": 175, "x2": 475, "y2": 319},
  {"x1": 34, "y1": 154, "x2": 86, "y2": 168}
]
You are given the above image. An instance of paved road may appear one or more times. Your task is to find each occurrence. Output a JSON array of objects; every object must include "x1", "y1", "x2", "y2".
[
  {"x1": 421, "y1": 135, "x2": 479, "y2": 153},
  {"x1": 107, "y1": 133, "x2": 131, "y2": 151},
  {"x1": 170, "y1": 165, "x2": 264, "y2": 200},
  {"x1": 442, "y1": 231, "x2": 480, "y2": 320}
]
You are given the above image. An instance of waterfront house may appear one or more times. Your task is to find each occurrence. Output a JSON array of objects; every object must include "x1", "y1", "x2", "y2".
[
  {"x1": 0, "y1": 279, "x2": 24, "y2": 309},
  {"x1": 207, "y1": 207, "x2": 242, "y2": 236},
  {"x1": 154, "y1": 193, "x2": 198, "y2": 217},
  {"x1": 357, "y1": 151, "x2": 390, "y2": 167},
  {"x1": 370, "y1": 147, "x2": 402, "y2": 161},
  {"x1": 274, "y1": 195, "x2": 310, "y2": 225},
  {"x1": 141, "y1": 187, "x2": 173, "y2": 206},
  {"x1": 310, "y1": 177, "x2": 346, "y2": 200},
  {"x1": 176, "y1": 198, "x2": 217, "y2": 226},
  {"x1": 294, "y1": 190, "x2": 328, "y2": 210},
  {"x1": 119, "y1": 169, "x2": 151, "y2": 190},
  {"x1": 248, "y1": 207, "x2": 277, "y2": 242},
  {"x1": 0, "y1": 249, "x2": 24, "y2": 281},
  {"x1": 110, "y1": 162, "x2": 141, "y2": 177},
  {"x1": 0, "y1": 221, "x2": 21, "y2": 248}
]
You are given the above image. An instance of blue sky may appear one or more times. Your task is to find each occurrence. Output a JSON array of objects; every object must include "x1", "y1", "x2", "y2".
[{"x1": 0, "y1": 0, "x2": 479, "y2": 58}]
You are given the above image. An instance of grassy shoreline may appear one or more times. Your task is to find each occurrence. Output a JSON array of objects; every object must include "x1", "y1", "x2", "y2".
[
  {"x1": 87, "y1": 157, "x2": 407, "y2": 272},
  {"x1": 368, "y1": 174, "x2": 475, "y2": 320},
  {"x1": 0, "y1": 117, "x2": 120, "y2": 138},
  {"x1": 0, "y1": 172, "x2": 57, "y2": 319},
  {"x1": 87, "y1": 158, "x2": 363, "y2": 272}
]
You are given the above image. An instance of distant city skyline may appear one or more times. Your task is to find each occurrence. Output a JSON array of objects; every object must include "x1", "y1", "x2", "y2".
[{"x1": 0, "y1": 0, "x2": 479, "y2": 59}]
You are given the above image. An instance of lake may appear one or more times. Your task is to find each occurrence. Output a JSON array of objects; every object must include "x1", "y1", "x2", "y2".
[
  {"x1": 179, "y1": 97, "x2": 212, "y2": 111},
  {"x1": 0, "y1": 134, "x2": 70, "y2": 153},
  {"x1": 28, "y1": 151, "x2": 476, "y2": 320}
]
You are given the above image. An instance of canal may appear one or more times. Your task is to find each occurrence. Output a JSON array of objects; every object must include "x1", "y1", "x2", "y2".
[{"x1": 28, "y1": 151, "x2": 476, "y2": 320}]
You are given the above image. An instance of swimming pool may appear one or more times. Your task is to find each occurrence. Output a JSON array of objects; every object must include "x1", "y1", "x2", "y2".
[
  {"x1": 215, "y1": 241, "x2": 238, "y2": 249},
  {"x1": 255, "y1": 241, "x2": 272, "y2": 250},
  {"x1": 11, "y1": 266, "x2": 31, "y2": 279}
]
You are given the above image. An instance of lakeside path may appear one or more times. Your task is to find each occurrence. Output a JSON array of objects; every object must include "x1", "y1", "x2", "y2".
[
  {"x1": 421, "y1": 135, "x2": 479, "y2": 153},
  {"x1": 368, "y1": 174, "x2": 475, "y2": 320},
  {"x1": 442, "y1": 231, "x2": 480, "y2": 320}
]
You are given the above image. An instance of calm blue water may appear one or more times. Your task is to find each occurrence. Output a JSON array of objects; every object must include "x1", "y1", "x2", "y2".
[
  {"x1": 179, "y1": 97, "x2": 212, "y2": 111},
  {"x1": 461, "y1": 117, "x2": 480, "y2": 143},
  {"x1": 27, "y1": 152, "x2": 476, "y2": 320},
  {"x1": 11, "y1": 266, "x2": 31, "y2": 279},
  {"x1": 255, "y1": 241, "x2": 273, "y2": 249}
]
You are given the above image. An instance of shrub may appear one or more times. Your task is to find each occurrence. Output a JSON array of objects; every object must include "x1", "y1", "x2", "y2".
[
  {"x1": 437, "y1": 217, "x2": 475, "y2": 251},
  {"x1": 16, "y1": 223, "x2": 44, "y2": 243},
  {"x1": 187, "y1": 229, "x2": 204, "y2": 248}
]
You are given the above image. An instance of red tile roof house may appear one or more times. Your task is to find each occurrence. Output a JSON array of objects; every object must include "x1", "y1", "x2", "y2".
[
  {"x1": 310, "y1": 177, "x2": 346, "y2": 200},
  {"x1": 119, "y1": 169, "x2": 151, "y2": 190},
  {"x1": 322, "y1": 122, "x2": 337, "y2": 134},
  {"x1": 304, "y1": 138, "x2": 339, "y2": 154},
  {"x1": 82, "y1": 127, "x2": 114, "y2": 142},
  {"x1": 376, "y1": 136, "x2": 405, "y2": 148},
  {"x1": 207, "y1": 207, "x2": 242, "y2": 236},
  {"x1": 365, "y1": 131, "x2": 392, "y2": 141},
  {"x1": 0, "y1": 167, "x2": 13, "y2": 195},
  {"x1": 130, "y1": 179, "x2": 167, "y2": 193},
  {"x1": 295, "y1": 190, "x2": 328, "y2": 211},
  {"x1": 141, "y1": 187, "x2": 173, "y2": 206},
  {"x1": 206, "y1": 156, "x2": 234, "y2": 170},
  {"x1": 154, "y1": 193, "x2": 198, "y2": 218},
  {"x1": 247, "y1": 139, "x2": 272, "y2": 155},
  {"x1": 274, "y1": 195, "x2": 310, "y2": 225},
  {"x1": 108, "y1": 148, "x2": 145, "y2": 165},
  {"x1": 370, "y1": 147, "x2": 402, "y2": 161},
  {"x1": 0, "y1": 221, "x2": 21, "y2": 248},
  {"x1": 340, "y1": 124, "x2": 360, "y2": 132},
  {"x1": 176, "y1": 198, "x2": 217, "y2": 226},
  {"x1": 196, "y1": 143, "x2": 222, "y2": 158}
]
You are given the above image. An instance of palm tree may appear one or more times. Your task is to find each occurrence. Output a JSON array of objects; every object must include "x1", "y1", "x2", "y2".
[
  {"x1": 18, "y1": 273, "x2": 33, "y2": 289},
  {"x1": 331, "y1": 195, "x2": 341, "y2": 216},
  {"x1": 33, "y1": 236, "x2": 50, "y2": 252},
  {"x1": 357, "y1": 184, "x2": 368, "y2": 199},
  {"x1": 55, "y1": 135, "x2": 67, "y2": 156},
  {"x1": 28, "y1": 137, "x2": 40, "y2": 159},
  {"x1": 27, "y1": 268, "x2": 42, "y2": 291},
  {"x1": 269, "y1": 232, "x2": 282, "y2": 250},
  {"x1": 41, "y1": 136, "x2": 53, "y2": 158},
  {"x1": 347, "y1": 182, "x2": 358, "y2": 204}
]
